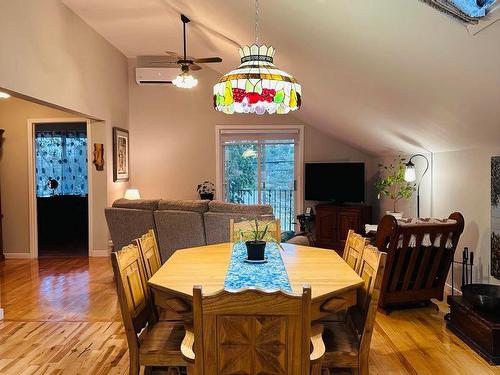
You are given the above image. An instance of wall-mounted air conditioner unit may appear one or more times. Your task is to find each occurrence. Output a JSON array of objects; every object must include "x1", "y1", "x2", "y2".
[{"x1": 135, "y1": 67, "x2": 179, "y2": 85}]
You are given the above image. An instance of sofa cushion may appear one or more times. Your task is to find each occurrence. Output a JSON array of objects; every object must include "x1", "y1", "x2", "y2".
[
  {"x1": 208, "y1": 200, "x2": 273, "y2": 215},
  {"x1": 154, "y1": 210, "x2": 207, "y2": 261},
  {"x1": 204, "y1": 212, "x2": 274, "y2": 245},
  {"x1": 158, "y1": 199, "x2": 209, "y2": 213},
  {"x1": 112, "y1": 198, "x2": 159, "y2": 211},
  {"x1": 105, "y1": 207, "x2": 157, "y2": 251}
]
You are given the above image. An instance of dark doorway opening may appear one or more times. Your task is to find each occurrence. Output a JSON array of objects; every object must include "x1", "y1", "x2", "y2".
[{"x1": 35, "y1": 122, "x2": 88, "y2": 256}]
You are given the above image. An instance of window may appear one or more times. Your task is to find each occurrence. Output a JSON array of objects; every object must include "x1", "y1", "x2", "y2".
[
  {"x1": 216, "y1": 126, "x2": 303, "y2": 232},
  {"x1": 35, "y1": 129, "x2": 88, "y2": 197}
]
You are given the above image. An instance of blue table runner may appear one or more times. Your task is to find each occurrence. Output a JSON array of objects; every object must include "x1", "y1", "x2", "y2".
[{"x1": 224, "y1": 242, "x2": 292, "y2": 292}]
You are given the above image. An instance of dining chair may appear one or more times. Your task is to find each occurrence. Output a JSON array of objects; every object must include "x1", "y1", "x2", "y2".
[
  {"x1": 343, "y1": 229, "x2": 369, "y2": 274},
  {"x1": 111, "y1": 243, "x2": 189, "y2": 375},
  {"x1": 181, "y1": 285, "x2": 325, "y2": 375},
  {"x1": 321, "y1": 244, "x2": 387, "y2": 375},
  {"x1": 136, "y1": 229, "x2": 186, "y2": 321},
  {"x1": 229, "y1": 218, "x2": 281, "y2": 242},
  {"x1": 136, "y1": 229, "x2": 162, "y2": 280}
]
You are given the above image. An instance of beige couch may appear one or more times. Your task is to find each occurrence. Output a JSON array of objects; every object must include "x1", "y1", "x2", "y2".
[{"x1": 105, "y1": 199, "x2": 308, "y2": 261}]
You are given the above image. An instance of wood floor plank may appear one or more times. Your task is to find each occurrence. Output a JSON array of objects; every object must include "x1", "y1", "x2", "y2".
[{"x1": 1, "y1": 257, "x2": 499, "y2": 374}]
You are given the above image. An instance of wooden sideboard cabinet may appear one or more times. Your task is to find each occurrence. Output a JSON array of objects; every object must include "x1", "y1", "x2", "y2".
[{"x1": 314, "y1": 204, "x2": 371, "y2": 254}]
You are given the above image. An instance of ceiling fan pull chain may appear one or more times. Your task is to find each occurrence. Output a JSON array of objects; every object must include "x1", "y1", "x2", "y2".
[{"x1": 255, "y1": 0, "x2": 259, "y2": 45}]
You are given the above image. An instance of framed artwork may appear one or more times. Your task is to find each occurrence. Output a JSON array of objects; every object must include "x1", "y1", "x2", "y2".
[
  {"x1": 113, "y1": 127, "x2": 129, "y2": 182},
  {"x1": 491, "y1": 157, "x2": 500, "y2": 280}
]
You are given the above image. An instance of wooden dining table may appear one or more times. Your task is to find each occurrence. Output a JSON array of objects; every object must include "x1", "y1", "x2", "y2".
[{"x1": 148, "y1": 242, "x2": 364, "y2": 321}]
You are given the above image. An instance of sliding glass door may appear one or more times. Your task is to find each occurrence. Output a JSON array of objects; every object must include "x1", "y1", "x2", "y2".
[{"x1": 222, "y1": 133, "x2": 298, "y2": 231}]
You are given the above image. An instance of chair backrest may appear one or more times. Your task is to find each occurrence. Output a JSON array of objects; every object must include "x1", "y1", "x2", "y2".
[
  {"x1": 349, "y1": 244, "x2": 387, "y2": 355},
  {"x1": 192, "y1": 286, "x2": 311, "y2": 375},
  {"x1": 374, "y1": 213, "x2": 465, "y2": 307},
  {"x1": 229, "y1": 218, "x2": 281, "y2": 242},
  {"x1": 136, "y1": 229, "x2": 162, "y2": 280},
  {"x1": 343, "y1": 229, "x2": 368, "y2": 274},
  {"x1": 111, "y1": 243, "x2": 155, "y2": 352}
]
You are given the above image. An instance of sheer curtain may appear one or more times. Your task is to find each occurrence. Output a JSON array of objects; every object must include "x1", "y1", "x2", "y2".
[{"x1": 35, "y1": 130, "x2": 88, "y2": 197}]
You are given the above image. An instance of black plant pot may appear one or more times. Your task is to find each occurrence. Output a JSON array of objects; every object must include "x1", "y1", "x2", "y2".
[
  {"x1": 200, "y1": 193, "x2": 214, "y2": 200},
  {"x1": 245, "y1": 240, "x2": 266, "y2": 261}
]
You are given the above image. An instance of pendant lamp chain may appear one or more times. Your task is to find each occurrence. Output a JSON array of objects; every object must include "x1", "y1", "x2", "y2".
[{"x1": 255, "y1": 0, "x2": 259, "y2": 44}]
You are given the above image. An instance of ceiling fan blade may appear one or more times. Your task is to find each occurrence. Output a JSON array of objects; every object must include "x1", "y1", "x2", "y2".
[
  {"x1": 189, "y1": 63, "x2": 203, "y2": 71},
  {"x1": 137, "y1": 55, "x2": 179, "y2": 67},
  {"x1": 165, "y1": 50, "x2": 181, "y2": 58},
  {"x1": 193, "y1": 57, "x2": 223, "y2": 64}
]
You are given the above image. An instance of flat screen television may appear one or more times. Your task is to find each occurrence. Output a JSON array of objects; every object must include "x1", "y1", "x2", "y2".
[{"x1": 305, "y1": 162, "x2": 365, "y2": 203}]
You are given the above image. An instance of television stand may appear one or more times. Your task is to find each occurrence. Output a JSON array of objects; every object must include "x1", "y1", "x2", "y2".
[{"x1": 314, "y1": 204, "x2": 371, "y2": 254}]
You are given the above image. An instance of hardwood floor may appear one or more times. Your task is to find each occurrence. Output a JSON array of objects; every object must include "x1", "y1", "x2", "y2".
[{"x1": 0, "y1": 257, "x2": 498, "y2": 375}]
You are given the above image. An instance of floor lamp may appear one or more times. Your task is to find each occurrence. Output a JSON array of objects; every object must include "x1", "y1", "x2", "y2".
[{"x1": 404, "y1": 154, "x2": 429, "y2": 218}]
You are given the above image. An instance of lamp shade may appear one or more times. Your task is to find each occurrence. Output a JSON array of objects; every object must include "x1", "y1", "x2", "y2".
[
  {"x1": 173, "y1": 72, "x2": 198, "y2": 89},
  {"x1": 124, "y1": 189, "x2": 141, "y2": 200},
  {"x1": 404, "y1": 163, "x2": 417, "y2": 182},
  {"x1": 213, "y1": 44, "x2": 301, "y2": 115}
]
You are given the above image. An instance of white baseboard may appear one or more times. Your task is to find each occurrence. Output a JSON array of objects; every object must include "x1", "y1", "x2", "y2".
[
  {"x1": 89, "y1": 249, "x2": 110, "y2": 257},
  {"x1": 0, "y1": 308, "x2": 4, "y2": 320},
  {"x1": 4, "y1": 252, "x2": 31, "y2": 259}
]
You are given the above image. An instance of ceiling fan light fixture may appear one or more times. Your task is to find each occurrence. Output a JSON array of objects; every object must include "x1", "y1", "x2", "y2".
[{"x1": 173, "y1": 72, "x2": 198, "y2": 89}]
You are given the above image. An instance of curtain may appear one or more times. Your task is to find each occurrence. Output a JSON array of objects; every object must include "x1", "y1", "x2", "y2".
[
  {"x1": 35, "y1": 131, "x2": 88, "y2": 197},
  {"x1": 420, "y1": 0, "x2": 496, "y2": 23}
]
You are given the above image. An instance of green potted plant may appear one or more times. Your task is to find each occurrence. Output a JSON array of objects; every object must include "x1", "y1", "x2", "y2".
[
  {"x1": 375, "y1": 156, "x2": 415, "y2": 219},
  {"x1": 197, "y1": 181, "x2": 215, "y2": 200},
  {"x1": 235, "y1": 218, "x2": 283, "y2": 261}
]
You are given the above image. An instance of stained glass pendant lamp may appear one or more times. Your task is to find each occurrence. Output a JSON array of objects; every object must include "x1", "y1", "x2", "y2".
[{"x1": 213, "y1": 0, "x2": 301, "y2": 115}]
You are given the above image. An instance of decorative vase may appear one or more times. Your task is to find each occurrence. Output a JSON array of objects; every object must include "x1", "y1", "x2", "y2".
[
  {"x1": 386, "y1": 211, "x2": 404, "y2": 220},
  {"x1": 245, "y1": 240, "x2": 266, "y2": 261},
  {"x1": 200, "y1": 193, "x2": 214, "y2": 200}
]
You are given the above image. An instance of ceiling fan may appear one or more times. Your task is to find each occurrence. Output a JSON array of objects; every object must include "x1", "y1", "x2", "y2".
[{"x1": 165, "y1": 14, "x2": 223, "y2": 88}]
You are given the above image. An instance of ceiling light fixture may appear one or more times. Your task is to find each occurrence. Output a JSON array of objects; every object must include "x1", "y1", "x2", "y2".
[
  {"x1": 213, "y1": 0, "x2": 301, "y2": 115},
  {"x1": 0, "y1": 92, "x2": 11, "y2": 99},
  {"x1": 173, "y1": 70, "x2": 198, "y2": 89}
]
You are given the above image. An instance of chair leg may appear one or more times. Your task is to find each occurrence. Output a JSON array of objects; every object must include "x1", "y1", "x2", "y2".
[
  {"x1": 311, "y1": 362, "x2": 322, "y2": 375},
  {"x1": 129, "y1": 357, "x2": 140, "y2": 375}
]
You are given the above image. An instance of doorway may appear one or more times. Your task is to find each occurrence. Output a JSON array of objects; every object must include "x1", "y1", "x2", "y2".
[
  {"x1": 34, "y1": 122, "x2": 89, "y2": 256},
  {"x1": 216, "y1": 126, "x2": 304, "y2": 232}
]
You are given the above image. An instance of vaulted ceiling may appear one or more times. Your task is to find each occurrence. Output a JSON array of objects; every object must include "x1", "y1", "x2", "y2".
[{"x1": 63, "y1": 0, "x2": 500, "y2": 155}]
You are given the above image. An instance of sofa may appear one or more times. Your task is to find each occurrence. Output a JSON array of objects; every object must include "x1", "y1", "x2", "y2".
[{"x1": 105, "y1": 199, "x2": 309, "y2": 261}]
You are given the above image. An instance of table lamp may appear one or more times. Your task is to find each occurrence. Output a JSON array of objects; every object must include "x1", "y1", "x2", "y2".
[{"x1": 124, "y1": 189, "x2": 141, "y2": 200}]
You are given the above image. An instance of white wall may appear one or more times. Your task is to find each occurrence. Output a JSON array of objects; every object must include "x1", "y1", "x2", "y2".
[
  {"x1": 128, "y1": 60, "x2": 375, "y2": 209},
  {"x1": 0, "y1": 99, "x2": 74, "y2": 254},
  {"x1": 433, "y1": 147, "x2": 500, "y2": 286},
  {"x1": 0, "y1": 0, "x2": 130, "y2": 206}
]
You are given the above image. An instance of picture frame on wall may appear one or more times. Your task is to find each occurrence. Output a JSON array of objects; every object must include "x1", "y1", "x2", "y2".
[{"x1": 113, "y1": 127, "x2": 129, "y2": 182}]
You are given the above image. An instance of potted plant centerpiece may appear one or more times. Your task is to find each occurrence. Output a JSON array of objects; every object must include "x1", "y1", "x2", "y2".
[
  {"x1": 375, "y1": 156, "x2": 415, "y2": 219},
  {"x1": 197, "y1": 181, "x2": 215, "y2": 200},
  {"x1": 235, "y1": 218, "x2": 283, "y2": 262}
]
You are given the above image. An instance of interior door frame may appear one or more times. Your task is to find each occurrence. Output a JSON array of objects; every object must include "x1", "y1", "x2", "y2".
[
  {"x1": 27, "y1": 117, "x2": 92, "y2": 258},
  {"x1": 215, "y1": 125, "x2": 304, "y2": 228}
]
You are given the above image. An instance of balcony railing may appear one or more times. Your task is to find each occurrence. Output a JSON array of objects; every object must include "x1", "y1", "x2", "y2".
[{"x1": 225, "y1": 189, "x2": 295, "y2": 231}]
